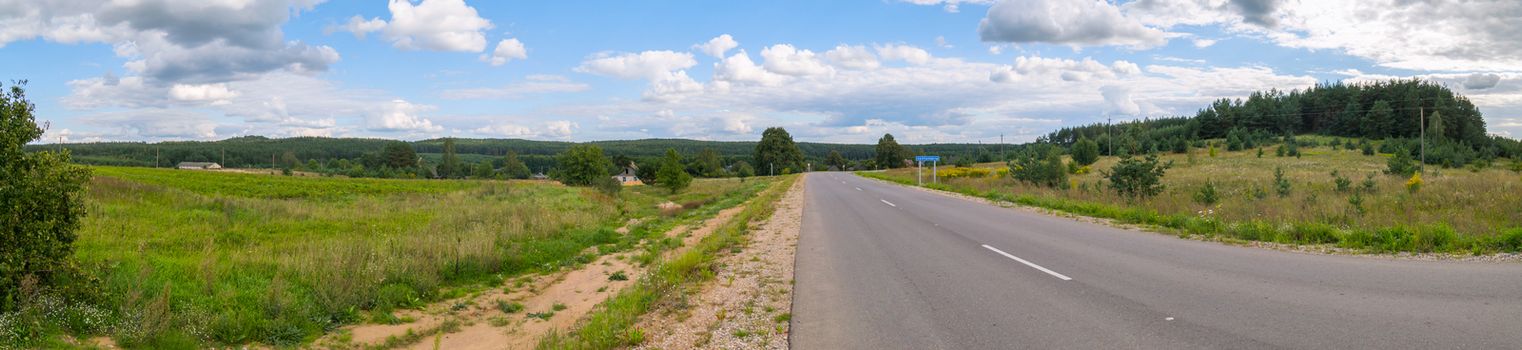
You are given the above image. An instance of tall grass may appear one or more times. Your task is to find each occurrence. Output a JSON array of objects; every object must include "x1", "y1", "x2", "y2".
[
  {"x1": 862, "y1": 138, "x2": 1522, "y2": 254},
  {"x1": 2, "y1": 167, "x2": 775, "y2": 348}
]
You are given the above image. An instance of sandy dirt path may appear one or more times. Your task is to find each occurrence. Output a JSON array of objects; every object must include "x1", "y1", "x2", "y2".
[{"x1": 634, "y1": 177, "x2": 806, "y2": 350}]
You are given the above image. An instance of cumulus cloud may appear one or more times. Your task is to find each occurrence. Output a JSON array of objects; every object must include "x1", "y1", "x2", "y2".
[
  {"x1": 169, "y1": 83, "x2": 238, "y2": 103},
  {"x1": 576, "y1": 50, "x2": 697, "y2": 80},
  {"x1": 1228, "y1": 0, "x2": 1282, "y2": 27},
  {"x1": 440, "y1": 75, "x2": 590, "y2": 99},
  {"x1": 760, "y1": 44, "x2": 834, "y2": 76},
  {"x1": 1463, "y1": 73, "x2": 1501, "y2": 90},
  {"x1": 370, "y1": 100, "x2": 442, "y2": 132},
  {"x1": 341, "y1": 0, "x2": 493, "y2": 52},
  {"x1": 695, "y1": 34, "x2": 739, "y2": 58},
  {"x1": 1100, "y1": 85, "x2": 1140, "y2": 116},
  {"x1": 79, "y1": 109, "x2": 220, "y2": 140},
  {"x1": 824, "y1": 45, "x2": 880, "y2": 70},
  {"x1": 978, "y1": 0, "x2": 1167, "y2": 48},
  {"x1": 544, "y1": 120, "x2": 578, "y2": 137},
  {"x1": 901, "y1": 0, "x2": 995, "y2": 13},
  {"x1": 481, "y1": 38, "x2": 526, "y2": 66},
  {"x1": 713, "y1": 51, "x2": 788, "y2": 87},
  {"x1": 876, "y1": 44, "x2": 932, "y2": 65},
  {"x1": 0, "y1": 0, "x2": 339, "y2": 84}
]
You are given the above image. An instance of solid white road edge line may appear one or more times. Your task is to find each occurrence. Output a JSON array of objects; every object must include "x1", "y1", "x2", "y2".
[
  {"x1": 855, "y1": 187, "x2": 862, "y2": 191},
  {"x1": 981, "y1": 244, "x2": 1073, "y2": 281},
  {"x1": 880, "y1": 199, "x2": 897, "y2": 207}
]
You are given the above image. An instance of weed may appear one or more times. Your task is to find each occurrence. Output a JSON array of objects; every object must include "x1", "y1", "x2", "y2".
[
  {"x1": 552, "y1": 303, "x2": 567, "y2": 311},
  {"x1": 495, "y1": 300, "x2": 523, "y2": 314},
  {"x1": 608, "y1": 271, "x2": 628, "y2": 281}
]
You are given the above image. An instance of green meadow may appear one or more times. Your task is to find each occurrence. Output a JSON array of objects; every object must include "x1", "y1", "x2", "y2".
[{"x1": 4, "y1": 166, "x2": 778, "y2": 348}]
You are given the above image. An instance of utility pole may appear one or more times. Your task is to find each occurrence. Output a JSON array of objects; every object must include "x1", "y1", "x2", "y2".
[
  {"x1": 1419, "y1": 106, "x2": 1426, "y2": 174},
  {"x1": 221, "y1": 149, "x2": 225, "y2": 167},
  {"x1": 1000, "y1": 133, "x2": 1004, "y2": 161},
  {"x1": 155, "y1": 147, "x2": 160, "y2": 168},
  {"x1": 1107, "y1": 117, "x2": 1113, "y2": 157}
]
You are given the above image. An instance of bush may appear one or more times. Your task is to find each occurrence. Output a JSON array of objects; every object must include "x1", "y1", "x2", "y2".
[
  {"x1": 1361, "y1": 173, "x2": 1378, "y2": 193},
  {"x1": 593, "y1": 176, "x2": 623, "y2": 197},
  {"x1": 1331, "y1": 170, "x2": 1351, "y2": 193},
  {"x1": 1361, "y1": 140, "x2": 1375, "y2": 155},
  {"x1": 2, "y1": 82, "x2": 93, "y2": 312},
  {"x1": 1193, "y1": 182, "x2": 1219, "y2": 205},
  {"x1": 1386, "y1": 148, "x2": 1418, "y2": 176},
  {"x1": 1009, "y1": 146, "x2": 1067, "y2": 188},
  {"x1": 1103, "y1": 155, "x2": 1171, "y2": 198},
  {"x1": 1071, "y1": 137, "x2": 1100, "y2": 166},
  {"x1": 555, "y1": 145, "x2": 613, "y2": 186},
  {"x1": 1273, "y1": 167, "x2": 1291, "y2": 197}
]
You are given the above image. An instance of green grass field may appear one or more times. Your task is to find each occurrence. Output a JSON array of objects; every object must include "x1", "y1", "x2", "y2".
[
  {"x1": 866, "y1": 137, "x2": 1522, "y2": 254},
  {"x1": 3, "y1": 166, "x2": 779, "y2": 348}
]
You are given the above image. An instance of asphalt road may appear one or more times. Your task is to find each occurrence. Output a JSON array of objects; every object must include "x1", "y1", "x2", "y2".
[{"x1": 790, "y1": 172, "x2": 1522, "y2": 350}]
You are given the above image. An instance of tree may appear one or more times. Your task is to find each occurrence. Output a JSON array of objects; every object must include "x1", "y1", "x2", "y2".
[
  {"x1": 1366, "y1": 100, "x2": 1393, "y2": 139},
  {"x1": 1009, "y1": 146, "x2": 1066, "y2": 188},
  {"x1": 382, "y1": 141, "x2": 417, "y2": 169},
  {"x1": 472, "y1": 161, "x2": 495, "y2": 179},
  {"x1": 1104, "y1": 155, "x2": 1171, "y2": 198},
  {"x1": 733, "y1": 160, "x2": 755, "y2": 182},
  {"x1": 826, "y1": 150, "x2": 848, "y2": 170},
  {"x1": 693, "y1": 148, "x2": 723, "y2": 177},
  {"x1": 755, "y1": 127, "x2": 804, "y2": 175},
  {"x1": 2, "y1": 82, "x2": 92, "y2": 311},
  {"x1": 280, "y1": 150, "x2": 300, "y2": 170},
  {"x1": 1386, "y1": 148, "x2": 1418, "y2": 176},
  {"x1": 555, "y1": 145, "x2": 612, "y2": 186},
  {"x1": 1273, "y1": 166, "x2": 1292, "y2": 197},
  {"x1": 439, "y1": 138, "x2": 462, "y2": 179},
  {"x1": 1428, "y1": 111, "x2": 1445, "y2": 143},
  {"x1": 1071, "y1": 137, "x2": 1100, "y2": 166},
  {"x1": 656, "y1": 149, "x2": 692, "y2": 193},
  {"x1": 874, "y1": 133, "x2": 911, "y2": 169},
  {"x1": 501, "y1": 150, "x2": 531, "y2": 179}
]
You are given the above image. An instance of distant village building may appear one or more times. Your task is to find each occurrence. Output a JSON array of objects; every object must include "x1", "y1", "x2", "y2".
[
  {"x1": 530, "y1": 172, "x2": 550, "y2": 180},
  {"x1": 176, "y1": 162, "x2": 222, "y2": 170},
  {"x1": 613, "y1": 162, "x2": 643, "y2": 186}
]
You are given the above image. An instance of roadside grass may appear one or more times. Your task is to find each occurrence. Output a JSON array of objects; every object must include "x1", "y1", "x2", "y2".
[
  {"x1": 862, "y1": 138, "x2": 1522, "y2": 254},
  {"x1": 1, "y1": 166, "x2": 778, "y2": 348},
  {"x1": 536, "y1": 175, "x2": 799, "y2": 350}
]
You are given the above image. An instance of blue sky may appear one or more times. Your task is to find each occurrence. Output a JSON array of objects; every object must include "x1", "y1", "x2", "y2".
[{"x1": 3, "y1": 0, "x2": 1519, "y2": 144}]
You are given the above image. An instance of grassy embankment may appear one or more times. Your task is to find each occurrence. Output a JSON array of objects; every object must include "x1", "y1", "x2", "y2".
[
  {"x1": 537, "y1": 175, "x2": 799, "y2": 349},
  {"x1": 863, "y1": 136, "x2": 1522, "y2": 254},
  {"x1": 0, "y1": 166, "x2": 775, "y2": 348}
]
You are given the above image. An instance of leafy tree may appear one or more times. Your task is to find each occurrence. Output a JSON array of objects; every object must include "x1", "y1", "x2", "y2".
[
  {"x1": 382, "y1": 141, "x2": 417, "y2": 169},
  {"x1": 472, "y1": 161, "x2": 495, "y2": 179},
  {"x1": 953, "y1": 156, "x2": 974, "y2": 168},
  {"x1": 280, "y1": 150, "x2": 300, "y2": 170},
  {"x1": 733, "y1": 160, "x2": 755, "y2": 182},
  {"x1": 826, "y1": 150, "x2": 848, "y2": 170},
  {"x1": 755, "y1": 127, "x2": 805, "y2": 175},
  {"x1": 2, "y1": 82, "x2": 92, "y2": 311},
  {"x1": 439, "y1": 138, "x2": 462, "y2": 179},
  {"x1": 693, "y1": 148, "x2": 723, "y2": 177},
  {"x1": 656, "y1": 149, "x2": 693, "y2": 193},
  {"x1": 502, "y1": 150, "x2": 530, "y2": 179},
  {"x1": 874, "y1": 133, "x2": 911, "y2": 169},
  {"x1": 1071, "y1": 137, "x2": 1100, "y2": 166},
  {"x1": 1104, "y1": 155, "x2": 1171, "y2": 198},
  {"x1": 555, "y1": 145, "x2": 612, "y2": 186}
]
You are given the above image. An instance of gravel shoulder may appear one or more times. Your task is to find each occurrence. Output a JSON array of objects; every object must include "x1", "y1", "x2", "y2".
[{"x1": 634, "y1": 176, "x2": 806, "y2": 350}]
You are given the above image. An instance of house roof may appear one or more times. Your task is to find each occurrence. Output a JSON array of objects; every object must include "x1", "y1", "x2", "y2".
[{"x1": 177, "y1": 162, "x2": 219, "y2": 167}]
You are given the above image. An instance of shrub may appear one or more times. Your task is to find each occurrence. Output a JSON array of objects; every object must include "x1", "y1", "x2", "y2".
[
  {"x1": 1405, "y1": 173, "x2": 1422, "y2": 193},
  {"x1": 1347, "y1": 192, "x2": 1365, "y2": 215},
  {"x1": 1331, "y1": 170, "x2": 1351, "y2": 193},
  {"x1": 608, "y1": 271, "x2": 628, "y2": 281},
  {"x1": 1193, "y1": 182, "x2": 1219, "y2": 205},
  {"x1": 1208, "y1": 143, "x2": 1218, "y2": 157},
  {"x1": 1386, "y1": 148, "x2": 1418, "y2": 176},
  {"x1": 1071, "y1": 137, "x2": 1100, "y2": 166},
  {"x1": 1103, "y1": 155, "x2": 1171, "y2": 198},
  {"x1": 1360, "y1": 173, "x2": 1378, "y2": 193},
  {"x1": 2, "y1": 82, "x2": 93, "y2": 312},
  {"x1": 496, "y1": 300, "x2": 524, "y2": 314},
  {"x1": 1009, "y1": 146, "x2": 1067, "y2": 188},
  {"x1": 593, "y1": 176, "x2": 622, "y2": 197},
  {"x1": 1361, "y1": 140, "x2": 1375, "y2": 155},
  {"x1": 1273, "y1": 167, "x2": 1292, "y2": 197}
]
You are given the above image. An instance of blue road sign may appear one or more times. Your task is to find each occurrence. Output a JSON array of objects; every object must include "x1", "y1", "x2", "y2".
[{"x1": 915, "y1": 156, "x2": 940, "y2": 162}]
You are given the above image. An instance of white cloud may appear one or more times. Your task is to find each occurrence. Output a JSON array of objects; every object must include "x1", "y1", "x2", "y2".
[
  {"x1": 713, "y1": 51, "x2": 788, "y2": 87},
  {"x1": 1112, "y1": 60, "x2": 1142, "y2": 76},
  {"x1": 824, "y1": 45, "x2": 880, "y2": 70},
  {"x1": 575, "y1": 50, "x2": 697, "y2": 80},
  {"x1": 876, "y1": 44, "x2": 932, "y2": 65},
  {"x1": 342, "y1": 0, "x2": 494, "y2": 52},
  {"x1": 440, "y1": 75, "x2": 590, "y2": 99},
  {"x1": 544, "y1": 120, "x2": 578, "y2": 137},
  {"x1": 370, "y1": 100, "x2": 442, "y2": 132},
  {"x1": 169, "y1": 83, "x2": 238, "y2": 103},
  {"x1": 979, "y1": 0, "x2": 1167, "y2": 49},
  {"x1": 481, "y1": 38, "x2": 527, "y2": 66},
  {"x1": 644, "y1": 70, "x2": 704, "y2": 101},
  {"x1": 695, "y1": 34, "x2": 739, "y2": 58},
  {"x1": 1192, "y1": 38, "x2": 1218, "y2": 48},
  {"x1": 1100, "y1": 85, "x2": 1140, "y2": 116},
  {"x1": 760, "y1": 44, "x2": 834, "y2": 76},
  {"x1": 901, "y1": 0, "x2": 995, "y2": 13},
  {"x1": 935, "y1": 36, "x2": 953, "y2": 48}
]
